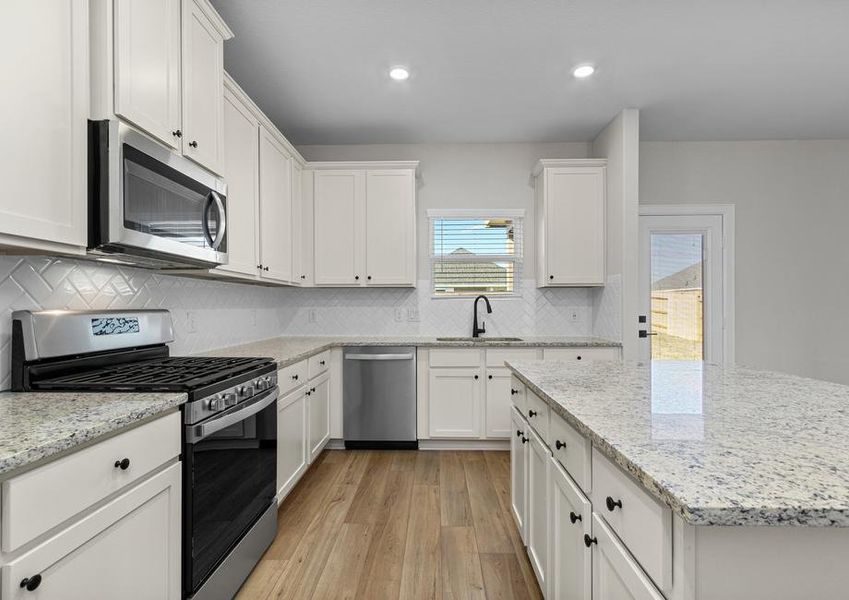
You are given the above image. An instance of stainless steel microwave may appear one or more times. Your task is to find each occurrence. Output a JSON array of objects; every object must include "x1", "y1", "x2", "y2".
[{"x1": 88, "y1": 120, "x2": 228, "y2": 269}]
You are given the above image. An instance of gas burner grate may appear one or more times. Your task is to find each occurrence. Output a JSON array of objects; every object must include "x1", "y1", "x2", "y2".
[{"x1": 33, "y1": 356, "x2": 274, "y2": 391}]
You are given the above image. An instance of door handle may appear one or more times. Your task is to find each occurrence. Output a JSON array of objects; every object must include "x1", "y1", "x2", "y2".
[
  {"x1": 638, "y1": 330, "x2": 658, "y2": 338},
  {"x1": 344, "y1": 353, "x2": 414, "y2": 361},
  {"x1": 202, "y1": 191, "x2": 227, "y2": 250}
]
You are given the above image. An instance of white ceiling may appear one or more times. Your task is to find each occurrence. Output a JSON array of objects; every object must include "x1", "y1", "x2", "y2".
[{"x1": 210, "y1": 0, "x2": 849, "y2": 145}]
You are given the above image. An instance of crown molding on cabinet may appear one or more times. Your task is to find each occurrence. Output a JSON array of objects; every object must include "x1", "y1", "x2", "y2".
[
  {"x1": 308, "y1": 161, "x2": 421, "y2": 176},
  {"x1": 532, "y1": 158, "x2": 607, "y2": 178},
  {"x1": 193, "y1": 0, "x2": 234, "y2": 41}
]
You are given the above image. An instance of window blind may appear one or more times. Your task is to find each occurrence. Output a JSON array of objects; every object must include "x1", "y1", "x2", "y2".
[{"x1": 430, "y1": 214, "x2": 523, "y2": 296}]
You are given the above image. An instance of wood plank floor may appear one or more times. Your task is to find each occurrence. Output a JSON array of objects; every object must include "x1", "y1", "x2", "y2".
[{"x1": 236, "y1": 450, "x2": 543, "y2": 600}]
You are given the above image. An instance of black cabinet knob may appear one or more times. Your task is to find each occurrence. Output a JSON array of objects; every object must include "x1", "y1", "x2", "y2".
[
  {"x1": 355, "y1": 275, "x2": 360, "y2": 280},
  {"x1": 319, "y1": 360, "x2": 326, "y2": 366},
  {"x1": 521, "y1": 436, "x2": 528, "y2": 444},
  {"x1": 300, "y1": 275, "x2": 306, "y2": 279},
  {"x1": 172, "y1": 129, "x2": 182, "y2": 138},
  {"x1": 488, "y1": 374, "x2": 493, "y2": 380},
  {"x1": 264, "y1": 266, "x2": 269, "y2": 271},
  {"x1": 606, "y1": 496, "x2": 623, "y2": 512},
  {"x1": 189, "y1": 140, "x2": 198, "y2": 148},
  {"x1": 569, "y1": 511, "x2": 582, "y2": 524},
  {"x1": 555, "y1": 440, "x2": 566, "y2": 450},
  {"x1": 20, "y1": 575, "x2": 42, "y2": 591},
  {"x1": 367, "y1": 275, "x2": 372, "y2": 280},
  {"x1": 510, "y1": 388, "x2": 519, "y2": 395},
  {"x1": 114, "y1": 458, "x2": 130, "y2": 470},
  {"x1": 576, "y1": 355, "x2": 582, "y2": 360},
  {"x1": 474, "y1": 375, "x2": 479, "y2": 380},
  {"x1": 583, "y1": 534, "x2": 597, "y2": 548},
  {"x1": 528, "y1": 409, "x2": 537, "y2": 418},
  {"x1": 292, "y1": 374, "x2": 299, "y2": 380},
  {"x1": 311, "y1": 387, "x2": 316, "y2": 393},
  {"x1": 549, "y1": 275, "x2": 554, "y2": 280},
  {"x1": 516, "y1": 429, "x2": 523, "y2": 437},
  {"x1": 257, "y1": 264, "x2": 263, "y2": 269},
  {"x1": 306, "y1": 390, "x2": 311, "y2": 396}
]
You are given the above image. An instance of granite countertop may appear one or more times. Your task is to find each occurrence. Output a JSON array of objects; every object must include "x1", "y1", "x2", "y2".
[
  {"x1": 0, "y1": 391, "x2": 186, "y2": 478},
  {"x1": 200, "y1": 335, "x2": 620, "y2": 368},
  {"x1": 506, "y1": 359, "x2": 849, "y2": 527}
]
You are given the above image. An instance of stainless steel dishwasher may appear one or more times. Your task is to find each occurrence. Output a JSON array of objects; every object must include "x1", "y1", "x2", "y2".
[{"x1": 343, "y1": 346, "x2": 417, "y2": 449}]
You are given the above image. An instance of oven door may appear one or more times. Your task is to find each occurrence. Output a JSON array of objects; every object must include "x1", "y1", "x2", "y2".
[
  {"x1": 183, "y1": 387, "x2": 277, "y2": 596},
  {"x1": 89, "y1": 120, "x2": 229, "y2": 268}
]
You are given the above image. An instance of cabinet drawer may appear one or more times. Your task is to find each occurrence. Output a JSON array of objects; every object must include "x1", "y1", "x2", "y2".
[
  {"x1": 542, "y1": 347, "x2": 620, "y2": 362},
  {"x1": 1, "y1": 412, "x2": 180, "y2": 552},
  {"x1": 485, "y1": 348, "x2": 540, "y2": 367},
  {"x1": 510, "y1": 376, "x2": 527, "y2": 414},
  {"x1": 429, "y1": 349, "x2": 482, "y2": 368},
  {"x1": 591, "y1": 448, "x2": 672, "y2": 591},
  {"x1": 550, "y1": 411, "x2": 592, "y2": 494},
  {"x1": 591, "y1": 513, "x2": 665, "y2": 600},
  {"x1": 279, "y1": 360, "x2": 308, "y2": 394},
  {"x1": 308, "y1": 350, "x2": 330, "y2": 379},
  {"x1": 525, "y1": 390, "x2": 550, "y2": 444}
]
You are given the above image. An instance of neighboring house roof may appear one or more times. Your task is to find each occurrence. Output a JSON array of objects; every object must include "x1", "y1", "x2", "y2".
[
  {"x1": 435, "y1": 248, "x2": 509, "y2": 288},
  {"x1": 653, "y1": 263, "x2": 702, "y2": 291}
]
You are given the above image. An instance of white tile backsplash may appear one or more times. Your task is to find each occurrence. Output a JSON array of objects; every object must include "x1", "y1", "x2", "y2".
[{"x1": 0, "y1": 256, "x2": 617, "y2": 390}]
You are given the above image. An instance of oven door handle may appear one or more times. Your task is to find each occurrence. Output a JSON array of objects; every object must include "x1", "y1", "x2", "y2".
[{"x1": 187, "y1": 387, "x2": 277, "y2": 444}]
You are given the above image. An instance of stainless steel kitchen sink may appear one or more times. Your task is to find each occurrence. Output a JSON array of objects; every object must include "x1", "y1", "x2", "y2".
[{"x1": 436, "y1": 336, "x2": 524, "y2": 342}]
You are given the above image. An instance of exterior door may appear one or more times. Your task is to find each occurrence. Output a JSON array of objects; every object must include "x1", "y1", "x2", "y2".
[{"x1": 638, "y1": 213, "x2": 726, "y2": 363}]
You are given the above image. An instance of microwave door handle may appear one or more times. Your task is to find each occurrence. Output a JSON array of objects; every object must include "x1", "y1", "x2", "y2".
[
  {"x1": 186, "y1": 387, "x2": 278, "y2": 444},
  {"x1": 201, "y1": 193, "x2": 215, "y2": 248},
  {"x1": 210, "y1": 191, "x2": 226, "y2": 250}
]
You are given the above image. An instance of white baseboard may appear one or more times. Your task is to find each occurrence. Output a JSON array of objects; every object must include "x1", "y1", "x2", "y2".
[{"x1": 324, "y1": 438, "x2": 509, "y2": 451}]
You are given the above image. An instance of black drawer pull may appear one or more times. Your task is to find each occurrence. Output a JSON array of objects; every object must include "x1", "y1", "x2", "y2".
[
  {"x1": 583, "y1": 534, "x2": 597, "y2": 548},
  {"x1": 189, "y1": 140, "x2": 198, "y2": 148},
  {"x1": 114, "y1": 458, "x2": 130, "y2": 470},
  {"x1": 510, "y1": 388, "x2": 519, "y2": 395},
  {"x1": 555, "y1": 440, "x2": 566, "y2": 450},
  {"x1": 569, "y1": 511, "x2": 582, "y2": 524},
  {"x1": 319, "y1": 360, "x2": 326, "y2": 365},
  {"x1": 20, "y1": 575, "x2": 42, "y2": 591},
  {"x1": 528, "y1": 409, "x2": 537, "y2": 418},
  {"x1": 292, "y1": 374, "x2": 299, "y2": 380},
  {"x1": 606, "y1": 496, "x2": 623, "y2": 512},
  {"x1": 516, "y1": 429, "x2": 523, "y2": 437},
  {"x1": 311, "y1": 387, "x2": 316, "y2": 393},
  {"x1": 521, "y1": 436, "x2": 528, "y2": 444}
]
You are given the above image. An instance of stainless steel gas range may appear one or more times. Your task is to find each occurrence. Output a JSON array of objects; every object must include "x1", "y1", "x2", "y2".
[{"x1": 11, "y1": 309, "x2": 278, "y2": 600}]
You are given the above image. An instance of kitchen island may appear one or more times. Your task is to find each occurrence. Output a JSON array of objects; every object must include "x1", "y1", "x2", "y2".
[{"x1": 505, "y1": 359, "x2": 849, "y2": 600}]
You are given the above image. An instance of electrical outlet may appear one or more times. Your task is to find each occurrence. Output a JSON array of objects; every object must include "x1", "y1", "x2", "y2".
[
  {"x1": 308, "y1": 309, "x2": 317, "y2": 323},
  {"x1": 569, "y1": 310, "x2": 580, "y2": 323},
  {"x1": 395, "y1": 308, "x2": 404, "y2": 322},
  {"x1": 406, "y1": 307, "x2": 420, "y2": 322},
  {"x1": 186, "y1": 311, "x2": 197, "y2": 334}
]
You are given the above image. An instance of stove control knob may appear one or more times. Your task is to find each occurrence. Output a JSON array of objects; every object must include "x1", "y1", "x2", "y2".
[
  {"x1": 222, "y1": 392, "x2": 238, "y2": 407},
  {"x1": 238, "y1": 385, "x2": 254, "y2": 399},
  {"x1": 254, "y1": 378, "x2": 269, "y2": 391},
  {"x1": 208, "y1": 396, "x2": 225, "y2": 411}
]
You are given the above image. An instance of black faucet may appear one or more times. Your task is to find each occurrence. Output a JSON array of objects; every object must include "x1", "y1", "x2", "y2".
[{"x1": 472, "y1": 295, "x2": 492, "y2": 338}]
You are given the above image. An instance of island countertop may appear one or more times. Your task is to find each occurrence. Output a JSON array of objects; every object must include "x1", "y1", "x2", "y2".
[{"x1": 505, "y1": 359, "x2": 849, "y2": 527}]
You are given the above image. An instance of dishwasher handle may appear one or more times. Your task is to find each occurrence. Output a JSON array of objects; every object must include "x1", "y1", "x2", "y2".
[{"x1": 345, "y1": 353, "x2": 414, "y2": 361}]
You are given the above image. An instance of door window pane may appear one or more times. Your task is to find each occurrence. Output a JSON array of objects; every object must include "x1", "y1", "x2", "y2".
[{"x1": 650, "y1": 234, "x2": 704, "y2": 360}]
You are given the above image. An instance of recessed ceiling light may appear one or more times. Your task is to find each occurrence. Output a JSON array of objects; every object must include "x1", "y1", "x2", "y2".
[
  {"x1": 389, "y1": 66, "x2": 410, "y2": 81},
  {"x1": 572, "y1": 64, "x2": 595, "y2": 79}
]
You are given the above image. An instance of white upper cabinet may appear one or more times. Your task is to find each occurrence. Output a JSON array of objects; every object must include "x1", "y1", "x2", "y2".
[
  {"x1": 534, "y1": 159, "x2": 606, "y2": 287},
  {"x1": 365, "y1": 170, "x2": 416, "y2": 286},
  {"x1": 258, "y1": 126, "x2": 294, "y2": 283},
  {"x1": 313, "y1": 170, "x2": 365, "y2": 285},
  {"x1": 113, "y1": 0, "x2": 182, "y2": 149},
  {"x1": 291, "y1": 162, "x2": 306, "y2": 284},
  {"x1": 0, "y1": 0, "x2": 89, "y2": 252},
  {"x1": 217, "y1": 82, "x2": 259, "y2": 278},
  {"x1": 181, "y1": 0, "x2": 228, "y2": 173},
  {"x1": 312, "y1": 164, "x2": 418, "y2": 288}
]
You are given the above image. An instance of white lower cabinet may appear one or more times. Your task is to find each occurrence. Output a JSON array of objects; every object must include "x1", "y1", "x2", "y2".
[
  {"x1": 510, "y1": 407, "x2": 529, "y2": 544},
  {"x1": 485, "y1": 368, "x2": 515, "y2": 437},
  {"x1": 307, "y1": 372, "x2": 331, "y2": 462},
  {"x1": 428, "y1": 367, "x2": 482, "y2": 438},
  {"x1": 549, "y1": 456, "x2": 592, "y2": 600},
  {"x1": 2, "y1": 463, "x2": 181, "y2": 600},
  {"x1": 590, "y1": 514, "x2": 665, "y2": 600},
  {"x1": 527, "y1": 427, "x2": 550, "y2": 591},
  {"x1": 277, "y1": 387, "x2": 308, "y2": 499}
]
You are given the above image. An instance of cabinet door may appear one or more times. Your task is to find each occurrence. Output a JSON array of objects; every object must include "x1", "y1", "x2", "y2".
[
  {"x1": 258, "y1": 127, "x2": 293, "y2": 283},
  {"x1": 365, "y1": 170, "x2": 415, "y2": 286},
  {"x1": 510, "y1": 408, "x2": 529, "y2": 543},
  {"x1": 313, "y1": 170, "x2": 365, "y2": 285},
  {"x1": 291, "y1": 162, "x2": 305, "y2": 284},
  {"x1": 277, "y1": 389, "x2": 307, "y2": 500},
  {"x1": 591, "y1": 514, "x2": 665, "y2": 600},
  {"x1": 2, "y1": 464, "x2": 181, "y2": 600},
  {"x1": 544, "y1": 167, "x2": 605, "y2": 286},
  {"x1": 549, "y1": 456, "x2": 592, "y2": 600},
  {"x1": 485, "y1": 368, "x2": 513, "y2": 438},
  {"x1": 1, "y1": 0, "x2": 88, "y2": 248},
  {"x1": 527, "y1": 428, "x2": 550, "y2": 590},
  {"x1": 428, "y1": 368, "x2": 481, "y2": 438},
  {"x1": 114, "y1": 0, "x2": 181, "y2": 149},
  {"x1": 216, "y1": 86, "x2": 259, "y2": 278},
  {"x1": 181, "y1": 0, "x2": 223, "y2": 173},
  {"x1": 308, "y1": 374, "x2": 331, "y2": 462}
]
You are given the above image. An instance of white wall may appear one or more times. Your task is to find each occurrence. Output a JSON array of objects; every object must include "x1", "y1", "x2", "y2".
[
  {"x1": 640, "y1": 140, "x2": 849, "y2": 384},
  {"x1": 591, "y1": 110, "x2": 640, "y2": 355}
]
